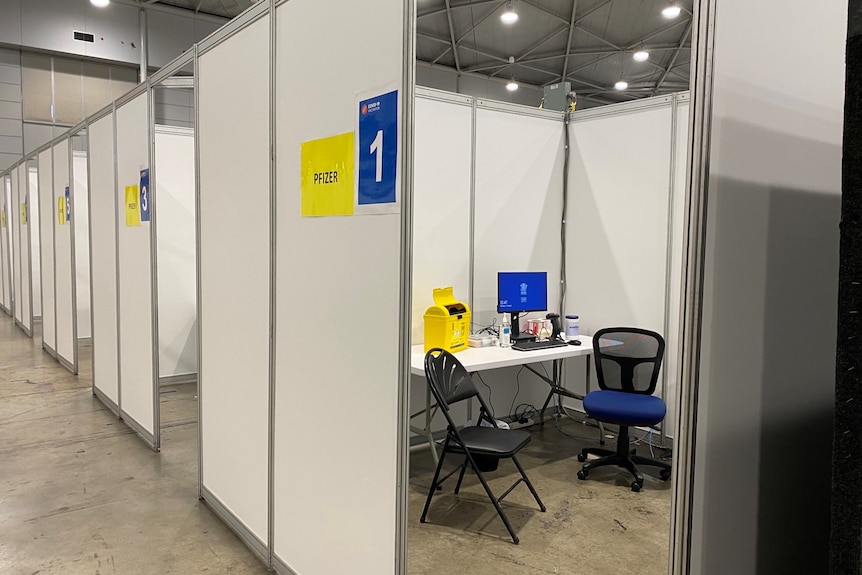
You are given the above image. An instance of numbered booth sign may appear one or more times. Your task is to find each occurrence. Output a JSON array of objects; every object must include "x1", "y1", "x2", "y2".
[
  {"x1": 140, "y1": 168, "x2": 150, "y2": 222},
  {"x1": 357, "y1": 90, "x2": 398, "y2": 211}
]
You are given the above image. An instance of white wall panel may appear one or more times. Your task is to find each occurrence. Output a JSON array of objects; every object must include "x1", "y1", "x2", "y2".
[
  {"x1": 28, "y1": 165, "x2": 40, "y2": 318},
  {"x1": 73, "y1": 151, "x2": 90, "y2": 339},
  {"x1": 115, "y1": 92, "x2": 154, "y2": 440},
  {"x1": 0, "y1": 174, "x2": 10, "y2": 313},
  {"x1": 11, "y1": 164, "x2": 23, "y2": 326},
  {"x1": 89, "y1": 113, "x2": 119, "y2": 406},
  {"x1": 38, "y1": 147, "x2": 55, "y2": 351},
  {"x1": 690, "y1": 1, "x2": 845, "y2": 572},
  {"x1": 198, "y1": 17, "x2": 270, "y2": 544},
  {"x1": 566, "y1": 105, "x2": 672, "y2": 338},
  {"x1": 411, "y1": 95, "x2": 472, "y2": 344},
  {"x1": 18, "y1": 162, "x2": 31, "y2": 332},
  {"x1": 154, "y1": 127, "x2": 196, "y2": 378},
  {"x1": 53, "y1": 137, "x2": 75, "y2": 367},
  {"x1": 273, "y1": 1, "x2": 405, "y2": 573}
]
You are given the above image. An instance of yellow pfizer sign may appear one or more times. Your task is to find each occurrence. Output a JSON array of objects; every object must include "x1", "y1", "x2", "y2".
[
  {"x1": 125, "y1": 185, "x2": 141, "y2": 227},
  {"x1": 300, "y1": 132, "x2": 354, "y2": 217},
  {"x1": 57, "y1": 196, "x2": 67, "y2": 225}
]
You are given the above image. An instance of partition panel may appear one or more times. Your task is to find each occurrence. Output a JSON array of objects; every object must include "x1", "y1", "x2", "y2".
[
  {"x1": 38, "y1": 148, "x2": 55, "y2": 353},
  {"x1": 198, "y1": 16, "x2": 270, "y2": 547},
  {"x1": 28, "y1": 165, "x2": 41, "y2": 319},
  {"x1": 17, "y1": 163, "x2": 32, "y2": 334},
  {"x1": 154, "y1": 126, "x2": 196, "y2": 379},
  {"x1": 472, "y1": 106, "x2": 565, "y2": 327},
  {"x1": 565, "y1": 103, "x2": 673, "y2": 393},
  {"x1": 1, "y1": 174, "x2": 11, "y2": 314},
  {"x1": 274, "y1": 1, "x2": 407, "y2": 572},
  {"x1": 73, "y1": 151, "x2": 91, "y2": 339},
  {"x1": 115, "y1": 92, "x2": 156, "y2": 445},
  {"x1": 89, "y1": 112, "x2": 120, "y2": 409},
  {"x1": 11, "y1": 165, "x2": 22, "y2": 327},
  {"x1": 54, "y1": 137, "x2": 76, "y2": 371}
]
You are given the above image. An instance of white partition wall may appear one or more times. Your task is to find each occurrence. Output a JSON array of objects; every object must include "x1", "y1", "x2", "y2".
[
  {"x1": 18, "y1": 162, "x2": 33, "y2": 335},
  {"x1": 11, "y1": 164, "x2": 25, "y2": 333},
  {"x1": 53, "y1": 137, "x2": 77, "y2": 372},
  {"x1": 38, "y1": 147, "x2": 55, "y2": 354},
  {"x1": 0, "y1": 174, "x2": 11, "y2": 315},
  {"x1": 273, "y1": 0, "x2": 408, "y2": 573},
  {"x1": 154, "y1": 125, "x2": 196, "y2": 380},
  {"x1": 88, "y1": 110, "x2": 120, "y2": 412},
  {"x1": 28, "y1": 164, "x2": 41, "y2": 320},
  {"x1": 73, "y1": 149, "x2": 91, "y2": 340},
  {"x1": 198, "y1": 11, "x2": 271, "y2": 556},
  {"x1": 115, "y1": 90, "x2": 157, "y2": 448},
  {"x1": 563, "y1": 99, "x2": 679, "y2": 426}
]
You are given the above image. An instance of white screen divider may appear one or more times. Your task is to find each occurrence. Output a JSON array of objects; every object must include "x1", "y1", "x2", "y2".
[
  {"x1": 273, "y1": 1, "x2": 408, "y2": 573},
  {"x1": 18, "y1": 163, "x2": 32, "y2": 335},
  {"x1": 0, "y1": 174, "x2": 10, "y2": 315},
  {"x1": 73, "y1": 150, "x2": 91, "y2": 340},
  {"x1": 115, "y1": 91, "x2": 157, "y2": 449},
  {"x1": 197, "y1": 11, "x2": 271, "y2": 556},
  {"x1": 38, "y1": 147, "x2": 56, "y2": 354},
  {"x1": 11, "y1": 165, "x2": 23, "y2": 331},
  {"x1": 28, "y1": 165, "x2": 41, "y2": 320},
  {"x1": 53, "y1": 137, "x2": 76, "y2": 373},
  {"x1": 154, "y1": 126, "x2": 196, "y2": 380},
  {"x1": 89, "y1": 110, "x2": 120, "y2": 412}
]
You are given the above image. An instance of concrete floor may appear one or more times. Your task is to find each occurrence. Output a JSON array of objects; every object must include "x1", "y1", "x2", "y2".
[
  {"x1": 407, "y1": 409, "x2": 672, "y2": 574},
  {"x1": 0, "y1": 314, "x2": 268, "y2": 575},
  {"x1": 0, "y1": 311, "x2": 671, "y2": 574}
]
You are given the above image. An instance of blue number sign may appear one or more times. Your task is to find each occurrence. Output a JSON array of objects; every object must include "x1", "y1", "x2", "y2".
[
  {"x1": 65, "y1": 186, "x2": 71, "y2": 223},
  {"x1": 140, "y1": 168, "x2": 150, "y2": 222},
  {"x1": 357, "y1": 90, "x2": 398, "y2": 207}
]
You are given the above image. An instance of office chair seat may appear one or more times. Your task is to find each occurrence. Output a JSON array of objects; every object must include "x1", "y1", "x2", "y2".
[
  {"x1": 583, "y1": 390, "x2": 666, "y2": 427},
  {"x1": 455, "y1": 426, "x2": 532, "y2": 457}
]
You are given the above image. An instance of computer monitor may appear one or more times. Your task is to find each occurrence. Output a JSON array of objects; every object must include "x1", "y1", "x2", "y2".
[{"x1": 497, "y1": 271, "x2": 548, "y2": 340}]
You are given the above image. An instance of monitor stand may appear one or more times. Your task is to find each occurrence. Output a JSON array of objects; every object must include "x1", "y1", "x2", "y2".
[{"x1": 510, "y1": 312, "x2": 535, "y2": 342}]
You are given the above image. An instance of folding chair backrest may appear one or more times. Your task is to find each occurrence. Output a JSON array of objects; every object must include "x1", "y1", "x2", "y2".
[
  {"x1": 593, "y1": 328, "x2": 665, "y2": 395},
  {"x1": 423, "y1": 348, "x2": 479, "y2": 414}
]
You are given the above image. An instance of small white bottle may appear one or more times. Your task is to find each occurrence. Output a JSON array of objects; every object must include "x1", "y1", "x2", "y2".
[{"x1": 500, "y1": 313, "x2": 512, "y2": 348}]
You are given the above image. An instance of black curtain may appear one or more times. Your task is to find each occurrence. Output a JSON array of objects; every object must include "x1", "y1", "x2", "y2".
[{"x1": 831, "y1": 2, "x2": 862, "y2": 573}]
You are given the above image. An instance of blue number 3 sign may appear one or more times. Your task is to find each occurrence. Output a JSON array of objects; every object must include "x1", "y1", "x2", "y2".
[{"x1": 140, "y1": 168, "x2": 150, "y2": 222}]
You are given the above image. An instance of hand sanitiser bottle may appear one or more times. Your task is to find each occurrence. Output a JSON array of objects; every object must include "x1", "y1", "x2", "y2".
[{"x1": 500, "y1": 313, "x2": 512, "y2": 348}]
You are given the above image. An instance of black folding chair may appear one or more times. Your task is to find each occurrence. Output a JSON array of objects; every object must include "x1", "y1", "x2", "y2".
[{"x1": 420, "y1": 348, "x2": 546, "y2": 544}]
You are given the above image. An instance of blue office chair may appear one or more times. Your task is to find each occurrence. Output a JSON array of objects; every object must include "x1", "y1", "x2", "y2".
[{"x1": 576, "y1": 327, "x2": 672, "y2": 492}]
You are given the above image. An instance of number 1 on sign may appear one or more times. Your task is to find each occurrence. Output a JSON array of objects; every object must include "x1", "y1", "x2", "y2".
[{"x1": 370, "y1": 129, "x2": 383, "y2": 183}]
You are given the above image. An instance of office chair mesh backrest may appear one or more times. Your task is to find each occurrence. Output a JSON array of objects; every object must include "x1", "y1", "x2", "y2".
[{"x1": 594, "y1": 328, "x2": 665, "y2": 395}]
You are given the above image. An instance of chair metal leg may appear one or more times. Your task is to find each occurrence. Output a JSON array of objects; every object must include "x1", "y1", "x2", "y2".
[
  {"x1": 463, "y1": 452, "x2": 520, "y2": 544},
  {"x1": 453, "y1": 458, "x2": 468, "y2": 494},
  {"x1": 421, "y1": 437, "x2": 450, "y2": 523},
  {"x1": 511, "y1": 455, "x2": 546, "y2": 512}
]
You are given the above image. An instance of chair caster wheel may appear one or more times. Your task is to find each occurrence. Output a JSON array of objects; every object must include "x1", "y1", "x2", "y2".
[
  {"x1": 631, "y1": 481, "x2": 642, "y2": 492},
  {"x1": 577, "y1": 470, "x2": 588, "y2": 480},
  {"x1": 660, "y1": 469, "x2": 671, "y2": 481},
  {"x1": 577, "y1": 452, "x2": 587, "y2": 462}
]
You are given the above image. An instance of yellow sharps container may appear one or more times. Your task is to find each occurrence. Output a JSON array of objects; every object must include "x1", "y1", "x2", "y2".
[{"x1": 423, "y1": 287, "x2": 471, "y2": 353}]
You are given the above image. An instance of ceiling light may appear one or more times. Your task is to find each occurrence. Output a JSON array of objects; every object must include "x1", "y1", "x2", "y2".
[
  {"x1": 662, "y1": 2, "x2": 681, "y2": 18},
  {"x1": 90, "y1": 0, "x2": 110, "y2": 7},
  {"x1": 506, "y1": 79, "x2": 519, "y2": 91},
  {"x1": 633, "y1": 49, "x2": 649, "y2": 62},
  {"x1": 501, "y1": 1, "x2": 518, "y2": 24},
  {"x1": 614, "y1": 79, "x2": 629, "y2": 91}
]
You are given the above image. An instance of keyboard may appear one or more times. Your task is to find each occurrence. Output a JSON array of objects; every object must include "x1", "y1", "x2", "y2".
[{"x1": 512, "y1": 339, "x2": 570, "y2": 352}]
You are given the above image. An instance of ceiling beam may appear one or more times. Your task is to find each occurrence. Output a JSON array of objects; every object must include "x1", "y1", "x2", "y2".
[
  {"x1": 625, "y1": 18, "x2": 689, "y2": 50},
  {"x1": 652, "y1": 19, "x2": 692, "y2": 95},
  {"x1": 443, "y1": 0, "x2": 462, "y2": 72},
  {"x1": 560, "y1": 0, "x2": 579, "y2": 82},
  {"x1": 519, "y1": 0, "x2": 570, "y2": 25},
  {"x1": 418, "y1": 0, "x2": 503, "y2": 19},
  {"x1": 431, "y1": 1, "x2": 506, "y2": 65},
  {"x1": 489, "y1": 25, "x2": 569, "y2": 77}
]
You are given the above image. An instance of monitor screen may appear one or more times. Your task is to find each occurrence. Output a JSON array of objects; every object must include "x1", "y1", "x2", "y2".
[{"x1": 497, "y1": 271, "x2": 548, "y2": 313}]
